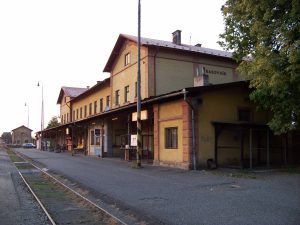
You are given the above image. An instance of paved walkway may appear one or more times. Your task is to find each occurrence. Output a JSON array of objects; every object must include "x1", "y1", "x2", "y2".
[
  {"x1": 15, "y1": 148, "x2": 300, "y2": 225},
  {"x1": 0, "y1": 148, "x2": 49, "y2": 225}
]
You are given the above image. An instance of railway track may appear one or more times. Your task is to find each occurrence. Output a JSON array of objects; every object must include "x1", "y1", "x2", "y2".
[{"x1": 9, "y1": 149, "x2": 128, "y2": 225}]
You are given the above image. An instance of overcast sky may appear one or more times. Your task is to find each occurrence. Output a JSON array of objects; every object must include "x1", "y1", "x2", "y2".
[{"x1": 0, "y1": 0, "x2": 226, "y2": 135}]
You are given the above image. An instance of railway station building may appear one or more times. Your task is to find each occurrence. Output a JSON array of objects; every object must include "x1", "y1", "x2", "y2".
[{"x1": 38, "y1": 31, "x2": 299, "y2": 169}]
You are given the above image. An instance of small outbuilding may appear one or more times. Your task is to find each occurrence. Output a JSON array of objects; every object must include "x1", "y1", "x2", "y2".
[{"x1": 11, "y1": 125, "x2": 33, "y2": 145}]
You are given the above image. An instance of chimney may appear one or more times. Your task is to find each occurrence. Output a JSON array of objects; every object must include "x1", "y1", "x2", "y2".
[
  {"x1": 172, "y1": 30, "x2": 181, "y2": 45},
  {"x1": 86, "y1": 86, "x2": 90, "y2": 89}
]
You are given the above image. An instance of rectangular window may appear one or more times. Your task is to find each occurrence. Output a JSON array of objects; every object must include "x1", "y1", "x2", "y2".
[
  {"x1": 89, "y1": 103, "x2": 92, "y2": 116},
  {"x1": 100, "y1": 98, "x2": 103, "y2": 112},
  {"x1": 238, "y1": 108, "x2": 251, "y2": 122},
  {"x1": 135, "y1": 81, "x2": 137, "y2": 98},
  {"x1": 115, "y1": 90, "x2": 120, "y2": 105},
  {"x1": 72, "y1": 110, "x2": 75, "y2": 121},
  {"x1": 95, "y1": 129, "x2": 100, "y2": 145},
  {"x1": 76, "y1": 109, "x2": 79, "y2": 120},
  {"x1": 84, "y1": 105, "x2": 87, "y2": 118},
  {"x1": 106, "y1": 95, "x2": 110, "y2": 108},
  {"x1": 94, "y1": 101, "x2": 97, "y2": 114},
  {"x1": 67, "y1": 113, "x2": 69, "y2": 123},
  {"x1": 124, "y1": 85, "x2": 129, "y2": 103},
  {"x1": 124, "y1": 52, "x2": 130, "y2": 66},
  {"x1": 90, "y1": 130, "x2": 95, "y2": 145},
  {"x1": 80, "y1": 107, "x2": 82, "y2": 119},
  {"x1": 165, "y1": 127, "x2": 178, "y2": 149}
]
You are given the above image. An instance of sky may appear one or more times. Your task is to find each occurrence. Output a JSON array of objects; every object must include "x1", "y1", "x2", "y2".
[{"x1": 0, "y1": 0, "x2": 226, "y2": 135}]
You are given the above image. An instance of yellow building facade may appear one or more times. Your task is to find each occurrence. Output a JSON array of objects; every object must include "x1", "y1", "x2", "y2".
[
  {"x1": 104, "y1": 32, "x2": 241, "y2": 107},
  {"x1": 67, "y1": 79, "x2": 111, "y2": 156},
  {"x1": 41, "y1": 31, "x2": 297, "y2": 169},
  {"x1": 57, "y1": 86, "x2": 88, "y2": 124},
  {"x1": 152, "y1": 82, "x2": 286, "y2": 169}
]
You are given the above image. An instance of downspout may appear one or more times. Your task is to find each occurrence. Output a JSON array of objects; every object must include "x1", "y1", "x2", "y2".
[
  {"x1": 153, "y1": 48, "x2": 158, "y2": 96},
  {"x1": 183, "y1": 88, "x2": 197, "y2": 170}
]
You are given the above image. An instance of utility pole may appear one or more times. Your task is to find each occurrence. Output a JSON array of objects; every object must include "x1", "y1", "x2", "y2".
[{"x1": 136, "y1": 0, "x2": 142, "y2": 167}]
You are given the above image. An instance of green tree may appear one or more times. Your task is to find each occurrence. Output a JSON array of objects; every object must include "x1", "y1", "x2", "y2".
[
  {"x1": 219, "y1": 0, "x2": 300, "y2": 134},
  {"x1": 1, "y1": 132, "x2": 12, "y2": 144},
  {"x1": 47, "y1": 116, "x2": 60, "y2": 129}
]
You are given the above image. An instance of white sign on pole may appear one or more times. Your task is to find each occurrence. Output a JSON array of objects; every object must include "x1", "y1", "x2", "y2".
[
  {"x1": 132, "y1": 110, "x2": 148, "y2": 121},
  {"x1": 131, "y1": 135, "x2": 137, "y2": 147}
]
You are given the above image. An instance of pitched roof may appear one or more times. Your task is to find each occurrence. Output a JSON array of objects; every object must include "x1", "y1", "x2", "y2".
[
  {"x1": 103, "y1": 33, "x2": 233, "y2": 72},
  {"x1": 70, "y1": 78, "x2": 110, "y2": 103},
  {"x1": 57, "y1": 87, "x2": 88, "y2": 104},
  {"x1": 41, "y1": 80, "x2": 250, "y2": 133},
  {"x1": 12, "y1": 125, "x2": 33, "y2": 132}
]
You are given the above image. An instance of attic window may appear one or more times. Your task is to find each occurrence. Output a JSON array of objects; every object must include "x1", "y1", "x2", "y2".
[{"x1": 125, "y1": 53, "x2": 130, "y2": 66}]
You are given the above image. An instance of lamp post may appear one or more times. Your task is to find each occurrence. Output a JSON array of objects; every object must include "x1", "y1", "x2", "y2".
[
  {"x1": 37, "y1": 81, "x2": 44, "y2": 150},
  {"x1": 136, "y1": 0, "x2": 142, "y2": 167},
  {"x1": 25, "y1": 102, "x2": 29, "y2": 128}
]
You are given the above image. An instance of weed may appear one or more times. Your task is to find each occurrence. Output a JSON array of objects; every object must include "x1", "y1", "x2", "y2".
[
  {"x1": 229, "y1": 172, "x2": 256, "y2": 179},
  {"x1": 280, "y1": 166, "x2": 300, "y2": 174},
  {"x1": 15, "y1": 163, "x2": 35, "y2": 170},
  {"x1": 6, "y1": 149, "x2": 24, "y2": 162}
]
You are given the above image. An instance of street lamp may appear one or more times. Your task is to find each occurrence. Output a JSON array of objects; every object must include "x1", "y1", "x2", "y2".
[
  {"x1": 37, "y1": 81, "x2": 44, "y2": 150},
  {"x1": 25, "y1": 102, "x2": 29, "y2": 128}
]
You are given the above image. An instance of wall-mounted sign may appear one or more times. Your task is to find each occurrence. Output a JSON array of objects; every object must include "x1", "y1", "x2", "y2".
[
  {"x1": 195, "y1": 64, "x2": 230, "y2": 77},
  {"x1": 203, "y1": 66, "x2": 227, "y2": 76},
  {"x1": 132, "y1": 110, "x2": 148, "y2": 121},
  {"x1": 194, "y1": 63, "x2": 234, "y2": 87},
  {"x1": 131, "y1": 135, "x2": 137, "y2": 147}
]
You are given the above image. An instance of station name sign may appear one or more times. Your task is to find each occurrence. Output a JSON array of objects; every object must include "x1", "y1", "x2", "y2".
[
  {"x1": 203, "y1": 67, "x2": 227, "y2": 76},
  {"x1": 195, "y1": 64, "x2": 229, "y2": 77}
]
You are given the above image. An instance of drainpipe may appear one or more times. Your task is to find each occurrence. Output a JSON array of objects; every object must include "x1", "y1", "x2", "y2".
[
  {"x1": 183, "y1": 88, "x2": 197, "y2": 170},
  {"x1": 153, "y1": 47, "x2": 158, "y2": 96}
]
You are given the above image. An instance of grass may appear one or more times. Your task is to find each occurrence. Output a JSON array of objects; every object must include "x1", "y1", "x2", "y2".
[
  {"x1": 23, "y1": 173, "x2": 120, "y2": 224},
  {"x1": 6, "y1": 149, "x2": 24, "y2": 162},
  {"x1": 229, "y1": 172, "x2": 256, "y2": 179},
  {"x1": 15, "y1": 163, "x2": 35, "y2": 170},
  {"x1": 211, "y1": 169, "x2": 257, "y2": 179},
  {"x1": 279, "y1": 165, "x2": 300, "y2": 174},
  {"x1": 24, "y1": 174, "x2": 66, "y2": 200}
]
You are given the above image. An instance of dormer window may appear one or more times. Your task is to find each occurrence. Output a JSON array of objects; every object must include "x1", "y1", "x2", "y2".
[{"x1": 125, "y1": 53, "x2": 130, "y2": 66}]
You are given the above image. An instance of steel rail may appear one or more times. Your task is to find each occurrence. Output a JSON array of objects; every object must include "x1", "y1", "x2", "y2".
[
  {"x1": 17, "y1": 170, "x2": 56, "y2": 225},
  {"x1": 14, "y1": 150, "x2": 128, "y2": 225}
]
